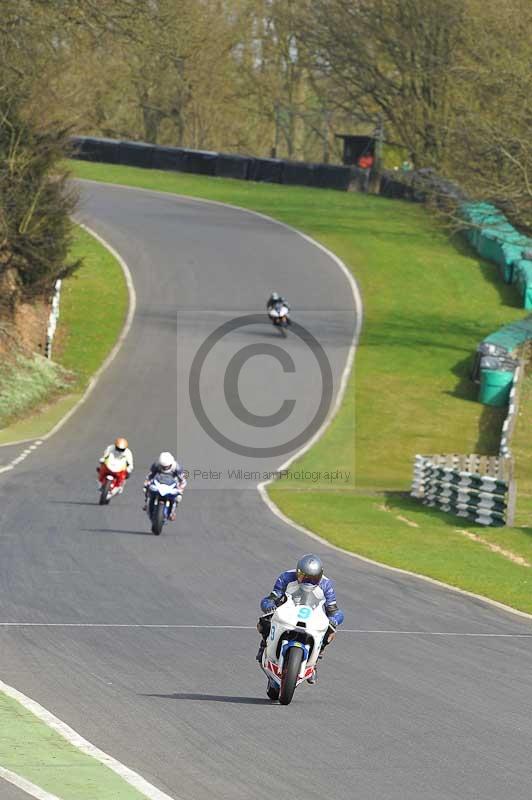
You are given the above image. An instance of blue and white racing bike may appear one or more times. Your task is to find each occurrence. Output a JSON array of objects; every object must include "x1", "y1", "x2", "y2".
[
  {"x1": 260, "y1": 583, "x2": 330, "y2": 704},
  {"x1": 147, "y1": 473, "x2": 181, "y2": 536}
]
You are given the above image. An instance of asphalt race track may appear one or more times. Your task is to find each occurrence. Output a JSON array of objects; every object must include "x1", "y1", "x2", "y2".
[{"x1": 1, "y1": 181, "x2": 531, "y2": 800}]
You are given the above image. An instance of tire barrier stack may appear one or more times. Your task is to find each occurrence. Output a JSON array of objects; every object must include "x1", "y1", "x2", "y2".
[
  {"x1": 461, "y1": 203, "x2": 532, "y2": 307},
  {"x1": 411, "y1": 350, "x2": 523, "y2": 525},
  {"x1": 69, "y1": 137, "x2": 354, "y2": 192},
  {"x1": 472, "y1": 318, "x2": 532, "y2": 406},
  {"x1": 411, "y1": 454, "x2": 512, "y2": 527},
  {"x1": 44, "y1": 279, "x2": 62, "y2": 359}
]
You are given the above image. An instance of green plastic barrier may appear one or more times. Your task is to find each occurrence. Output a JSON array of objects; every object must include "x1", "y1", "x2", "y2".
[
  {"x1": 500, "y1": 243, "x2": 524, "y2": 283},
  {"x1": 476, "y1": 230, "x2": 498, "y2": 261},
  {"x1": 483, "y1": 315, "x2": 532, "y2": 352},
  {"x1": 514, "y1": 261, "x2": 532, "y2": 309},
  {"x1": 479, "y1": 362, "x2": 514, "y2": 406}
]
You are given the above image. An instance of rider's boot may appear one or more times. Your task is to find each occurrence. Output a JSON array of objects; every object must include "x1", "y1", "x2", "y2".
[
  {"x1": 256, "y1": 638, "x2": 267, "y2": 662},
  {"x1": 307, "y1": 666, "x2": 318, "y2": 684},
  {"x1": 308, "y1": 653, "x2": 323, "y2": 684}
]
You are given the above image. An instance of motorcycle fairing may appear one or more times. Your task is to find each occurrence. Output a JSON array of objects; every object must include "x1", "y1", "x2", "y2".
[{"x1": 261, "y1": 583, "x2": 329, "y2": 689}]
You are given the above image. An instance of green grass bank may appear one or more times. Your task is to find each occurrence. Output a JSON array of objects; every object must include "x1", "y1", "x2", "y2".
[
  {"x1": 0, "y1": 225, "x2": 128, "y2": 445},
  {"x1": 70, "y1": 160, "x2": 532, "y2": 613},
  {"x1": 0, "y1": 690, "x2": 151, "y2": 800}
]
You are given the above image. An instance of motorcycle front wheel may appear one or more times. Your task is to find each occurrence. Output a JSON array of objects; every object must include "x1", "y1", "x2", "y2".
[
  {"x1": 151, "y1": 502, "x2": 165, "y2": 535},
  {"x1": 99, "y1": 481, "x2": 110, "y2": 506},
  {"x1": 279, "y1": 646, "x2": 304, "y2": 705}
]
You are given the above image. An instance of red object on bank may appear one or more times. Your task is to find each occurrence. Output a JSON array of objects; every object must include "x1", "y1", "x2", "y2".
[{"x1": 357, "y1": 154, "x2": 374, "y2": 169}]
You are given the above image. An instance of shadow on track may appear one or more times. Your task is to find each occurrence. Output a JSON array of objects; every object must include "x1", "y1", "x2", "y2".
[
  {"x1": 49, "y1": 500, "x2": 101, "y2": 507},
  {"x1": 141, "y1": 692, "x2": 271, "y2": 705},
  {"x1": 82, "y1": 528, "x2": 151, "y2": 536}
]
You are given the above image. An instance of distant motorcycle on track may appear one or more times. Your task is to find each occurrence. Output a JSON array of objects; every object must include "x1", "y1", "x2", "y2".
[
  {"x1": 268, "y1": 301, "x2": 290, "y2": 337},
  {"x1": 146, "y1": 474, "x2": 181, "y2": 535}
]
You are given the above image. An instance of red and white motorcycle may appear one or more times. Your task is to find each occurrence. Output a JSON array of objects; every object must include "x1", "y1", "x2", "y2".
[
  {"x1": 259, "y1": 582, "x2": 330, "y2": 705},
  {"x1": 97, "y1": 451, "x2": 129, "y2": 506}
]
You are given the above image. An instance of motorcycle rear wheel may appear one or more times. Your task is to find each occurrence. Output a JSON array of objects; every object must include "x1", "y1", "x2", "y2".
[
  {"x1": 151, "y1": 502, "x2": 165, "y2": 535},
  {"x1": 279, "y1": 646, "x2": 303, "y2": 705}
]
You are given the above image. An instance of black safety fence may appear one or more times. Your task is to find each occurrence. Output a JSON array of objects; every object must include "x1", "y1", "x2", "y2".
[
  {"x1": 282, "y1": 160, "x2": 315, "y2": 187},
  {"x1": 69, "y1": 136, "x2": 360, "y2": 193},
  {"x1": 215, "y1": 153, "x2": 251, "y2": 180},
  {"x1": 151, "y1": 145, "x2": 188, "y2": 171},
  {"x1": 71, "y1": 136, "x2": 121, "y2": 164},
  {"x1": 248, "y1": 157, "x2": 284, "y2": 184},
  {"x1": 118, "y1": 140, "x2": 154, "y2": 169},
  {"x1": 68, "y1": 137, "x2": 467, "y2": 201},
  {"x1": 183, "y1": 149, "x2": 218, "y2": 176},
  {"x1": 312, "y1": 164, "x2": 352, "y2": 191}
]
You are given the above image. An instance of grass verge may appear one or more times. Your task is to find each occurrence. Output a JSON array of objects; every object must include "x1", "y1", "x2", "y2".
[
  {"x1": 0, "y1": 225, "x2": 127, "y2": 444},
  {"x1": 0, "y1": 690, "x2": 150, "y2": 799},
  {"x1": 0, "y1": 355, "x2": 71, "y2": 430},
  {"x1": 71, "y1": 159, "x2": 532, "y2": 613}
]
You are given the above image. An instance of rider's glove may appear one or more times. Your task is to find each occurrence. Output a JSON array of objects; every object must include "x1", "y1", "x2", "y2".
[
  {"x1": 260, "y1": 597, "x2": 276, "y2": 614},
  {"x1": 328, "y1": 608, "x2": 344, "y2": 627},
  {"x1": 328, "y1": 618, "x2": 338, "y2": 630}
]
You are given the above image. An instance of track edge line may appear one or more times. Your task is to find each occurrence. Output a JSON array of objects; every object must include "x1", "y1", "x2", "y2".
[
  {"x1": 0, "y1": 679, "x2": 179, "y2": 800},
  {"x1": 0, "y1": 766, "x2": 63, "y2": 800}
]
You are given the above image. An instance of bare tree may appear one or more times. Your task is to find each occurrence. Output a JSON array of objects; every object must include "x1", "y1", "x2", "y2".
[
  {"x1": 445, "y1": 0, "x2": 532, "y2": 230},
  {"x1": 303, "y1": 0, "x2": 465, "y2": 167}
]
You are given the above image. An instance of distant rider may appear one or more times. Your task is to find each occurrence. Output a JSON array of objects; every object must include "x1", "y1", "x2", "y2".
[
  {"x1": 267, "y1": 291, "x2": 291, "y2": 322},
  {"x1": 143, "y1": 452, "x2": 187, "y2": 521},
  {"x1": 256, "y1": 554, "x2": 344, "y2": 684},
  {"x1": 97, "y1": 437, "x2": 133, "y2": 491}
]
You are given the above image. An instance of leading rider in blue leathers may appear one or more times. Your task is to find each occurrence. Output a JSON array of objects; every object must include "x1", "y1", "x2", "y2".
[{"x1": 256, "y1": 554, "x2": 344, "y2": 684}]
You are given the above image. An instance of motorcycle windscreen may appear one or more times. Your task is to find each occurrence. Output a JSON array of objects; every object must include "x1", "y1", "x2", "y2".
[
  {"x1": 289, "y1": 585, "x2": 324, "y2": 609},
  {"x1": 153, "y1": 473, "x2": 178, "y2": 486}
]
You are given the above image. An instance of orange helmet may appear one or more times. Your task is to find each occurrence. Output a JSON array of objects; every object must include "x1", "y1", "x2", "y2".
[{"x1": 114, "y1": 437, "x2": 128, "y2": 452}]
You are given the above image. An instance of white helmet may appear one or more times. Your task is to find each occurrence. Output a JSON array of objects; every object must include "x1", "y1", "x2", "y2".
[{"x1": 158, "y1": 451, "x2": 175, "y2": 472}]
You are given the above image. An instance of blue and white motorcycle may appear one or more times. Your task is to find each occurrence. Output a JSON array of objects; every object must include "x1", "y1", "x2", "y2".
[
  {"x1": 146, "y1": 473, "x2": 181, "y2": 536},
  {"x1": 260, "y1": 583, "x2": 330, "y2": 704}
]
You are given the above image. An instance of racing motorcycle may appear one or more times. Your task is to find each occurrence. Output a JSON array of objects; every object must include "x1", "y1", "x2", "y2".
[
  {"x1": 259, "y1": 582, "x2": 331, "y2": 705},
  {"x1": 268, "y1": 302, "x2": 290, "y2": 337},
  {"x1": 98, "y1": 452, "x2": 129, "y2": 506},
  {"x1": 146, "y1": 473, "x2": 181, "y2": 535}
]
